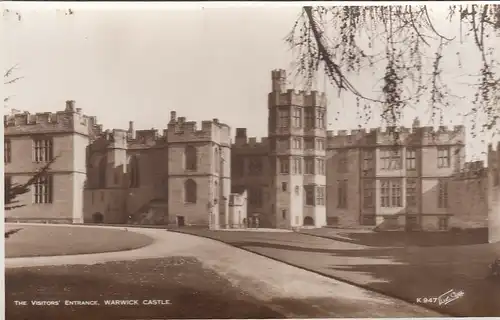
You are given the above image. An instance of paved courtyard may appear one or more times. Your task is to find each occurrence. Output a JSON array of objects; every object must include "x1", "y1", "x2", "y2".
[{"x1": 5, "y1": 223, "x2": 440, "y2": 318}]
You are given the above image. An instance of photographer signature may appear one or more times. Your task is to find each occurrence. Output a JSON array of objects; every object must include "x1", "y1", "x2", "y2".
[
  {"x1": 438, "y1": 289, "x2": 464, "y2": 305},
  {"x1": 416, "y1": 289, "x2": 464, "y2": 305}
]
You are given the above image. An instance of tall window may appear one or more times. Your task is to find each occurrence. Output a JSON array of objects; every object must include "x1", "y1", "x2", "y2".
[
  {"x1": 316, "y1": 158, "x2": 325, "y2": 175},
  {"x1": 437, "y1": 179, "x2": 448, "y2": 208},
  {"x1": 316, "y1": 139, "x2": 325, "y2": 150},
  {"x1": 337, "y1": 180, "x2": 348, "y2": 208},
  {"x1": 406, "y1": 148, "x2": 416, "y2": 170},
  {"x1": 184, "y1": 179, "x2": 197, "y2": 203},
  {"x1": 5, "y1": 176, "x2": 12, "y2": 204},
  {"x1": 278, "y1": 108, "x2": 290, "y2": 128},
  {"x1": 380, "y1": 148, "x2": 402, "y2": 170},
  {"x1": 338, "y1": 150, "x2": 348, "y2": 173},
  {"x1": 305, "y1": 157, "x2": 315, "y2": 174},
  {"x1": 293, "y1": 157, "x2": 302, "y2": 174},
  {"x1": 98, "y1": 157, "x2": 107, "y2": 188},
  {"x1": 293, "y1": 137, "x2": 302, "y2": 149},
  {"x1": 406, "y1": 178, "x2": 417, "y2": 207},
  {"x1": 316, "y1": 110, "x2": 325, "y2": 128},
  {"x1": 129, "y1": 156, "x2": 140, "y2": 188},
  {"x1": 391, "y1": 179, "x2": 402, "y2": 207},
  {"x1": 363, "y1": 150, "x2": 373, "y2": 172},
  {"x1": 292, "y1": 107, "x2": 302, "y2": 128},
  {"x1": 4, "y1": 139, "x2": 11, "y2": 163},
  {"x1": 316, "y1": 185, "x2": 325, "y2": 206},
  {"x1": 494, "y1": 169, "x2": 499, "y2": 187},
  {"x1": 304, "y1": 138, "x2": 314, "y2": 150},
  {"x1": 304, "y1": 185, "x2": 315, "y2": 205},
  {"x1": 185, "y1": 146, "x2": 197, "y2": 171},
  {"x1": 437, "y1": 147, "x2": 451, "y2": 168},
  {"x1": 33, "y1": 138, "x2": 53, "y2": 163},
  {"x1": 363, "y1": 179, "x2": 375, "y2": 208},
  {"x1": 380, "y1": 179, "x2": 402, "y2": 207},
  {"x1": 279, "y1": 157, "x2": 289, "y2": 174},
  {"x1": 248, "y1": 157, "x2": 263, "y2": 175},
  {"x1": 305, "y1": 109, "x2": 314, "y2": 129},
  {"x1": 34, "y1": 174, "x2": 53, "y2": 204}
]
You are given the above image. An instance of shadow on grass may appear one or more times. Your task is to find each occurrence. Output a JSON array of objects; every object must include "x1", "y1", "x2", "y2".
[
  {"x1": 174, "y1": 228, "x2": 500, "y2": 317},
  {"x1": 233, "y1": 240, "x2": 500, "y2": 317},
  {"x1": 5, "y1": 257, "x2": 283, "y2": 320},
  {"x1": 300, "y1": 228, "x2": 489, "y2": 248}
]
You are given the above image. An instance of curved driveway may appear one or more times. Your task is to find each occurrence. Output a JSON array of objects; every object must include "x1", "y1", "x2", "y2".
[{"x1": 5, "y1": 223, "x2": 441, "y2": 318}]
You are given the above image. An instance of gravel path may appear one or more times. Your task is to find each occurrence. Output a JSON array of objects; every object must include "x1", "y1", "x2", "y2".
[{"x1": 5, "y1": 223, "x2": 442, "y2": 317}]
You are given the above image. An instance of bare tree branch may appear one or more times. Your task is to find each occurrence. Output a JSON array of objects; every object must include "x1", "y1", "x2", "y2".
[{"x1": 287, "y1": 5, "x2": 500, "y2": 139}]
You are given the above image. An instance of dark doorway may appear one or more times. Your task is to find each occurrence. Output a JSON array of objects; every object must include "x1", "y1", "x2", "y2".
[
  {"x1": 92, "y1": 212, "x2": 104, "y2": 223},
  {"x1": 177, "y1": 216, "x2": 185, "y2": 227},
  {"x1": 303, "y1": 216, "x2": 314, "y2": 226}
]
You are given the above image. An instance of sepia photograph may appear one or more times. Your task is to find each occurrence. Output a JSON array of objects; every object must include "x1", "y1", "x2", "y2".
[{"x1": 3, "y1": 2, "x2": 500, "y2": 320}]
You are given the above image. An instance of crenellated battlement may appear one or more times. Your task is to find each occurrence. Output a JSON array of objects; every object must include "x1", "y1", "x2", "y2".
[
  {"x1": 4, "y1": 100, "x2": 103, "y2": 138},
  {"x1": 269, "y1": 69, "x2": 327, "y2": 108},
  {"x1": 269, "y1": 89, "x2": 327, "y2": 108},
  {"x1": 327, "y1": 122, "x2": 466, "y2": 148},
  {"x1": 455, "y1": 160, "x2": 488, "y2": 179},
  {"x1": 232, "y1": 127, "x2": 269, "y2": 151},
  {"x1": 326, "y1": 125, "x2": 464, "y2": 137},
  {"x1": 166, "y1": 111, "x2": 231, "y2": 144}
]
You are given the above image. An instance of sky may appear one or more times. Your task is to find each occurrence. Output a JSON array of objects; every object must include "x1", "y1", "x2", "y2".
[{"x1": 3, "y1": 2, "x2": 499, "y2": 161}]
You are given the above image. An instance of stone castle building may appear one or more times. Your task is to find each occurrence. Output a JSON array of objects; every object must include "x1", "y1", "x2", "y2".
[
  {"x1": 4, "y1": 102, "x2": 247, "y2": 228},
  {"x1": 232, "y1": 69, "x2": 327, "y2": 229},
  {"x1": 3, "y1": 69, "x2": 497, "y2": 236},
  {"x1": 4, "y1": 101, "x2": 100, "y2": 223},
  {"x1": 83, "y1": 111, "x2": 248, "y2": 228}
]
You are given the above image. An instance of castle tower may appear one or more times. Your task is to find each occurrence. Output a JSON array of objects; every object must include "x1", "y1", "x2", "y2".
[
  {"x1": 4, "y1": 100, "x2": 101, "y2": 223},
  {"x1": 166, "y1": 114, "x2": 231, "y2": 229},
  {"x1": 268, "y1": 69, "x2": 328, "y2": 228}
]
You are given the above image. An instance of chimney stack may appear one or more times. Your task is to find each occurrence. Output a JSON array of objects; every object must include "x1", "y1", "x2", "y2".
[
  {"x1": 65, "y1": 100, "x2": 75, "y2": 112},
  {"x1": 170, "y1": 111, "x2": 177, "y2": 122}
]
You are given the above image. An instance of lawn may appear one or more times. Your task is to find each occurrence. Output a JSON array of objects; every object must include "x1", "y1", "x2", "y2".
[
  {"x1": 4, "y1": 224, "x2": 154, "y2": 258},
  {"x1": 299, "y1": 227, "x2": 489, "y2": 247},
  {"x1": 174, "y1": 228, "x2": 500, "y2": 317},
  {"x1": 5, "y1": 256, "x2": 282, "y2": 320}
]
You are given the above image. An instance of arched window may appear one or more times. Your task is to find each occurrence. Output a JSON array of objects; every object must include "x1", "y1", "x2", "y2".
[
  {"x1": 98, "y1": 156, "x2": 107, "y2": 188},
  {"x1": 129, "y1": 155, "x2": 140, "y2": 188},
  {"x1": 185, "y1": 146, "x2": 197, "y2": 171},
  {"x1": 185, "y1": 179, "x2": 197, "y2": 203}
]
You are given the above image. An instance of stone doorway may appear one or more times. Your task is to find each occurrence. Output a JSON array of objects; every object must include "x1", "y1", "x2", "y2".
[
  {"x1": 303, "y1": 216, "x2": 314, "y2": 226},
  {"x1": 177, "y1": 216, "x2": 185, "y2": 227},
  {"x1": 92, "y1": 212, "x2": 104, "y2": 223}
]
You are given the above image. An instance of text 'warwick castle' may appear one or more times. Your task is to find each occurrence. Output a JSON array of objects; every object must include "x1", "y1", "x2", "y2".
[{"x1": 4, "y1": 69, "x2": 500, "y2": 243}]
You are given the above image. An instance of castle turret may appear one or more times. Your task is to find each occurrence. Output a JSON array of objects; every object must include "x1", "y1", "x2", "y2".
[
  {"x1": 268, "y1": 69, "x2": 327, "y2": 229},
  {"x1": 271, "y1": 69, "x2": 287, "y2": 93}
]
